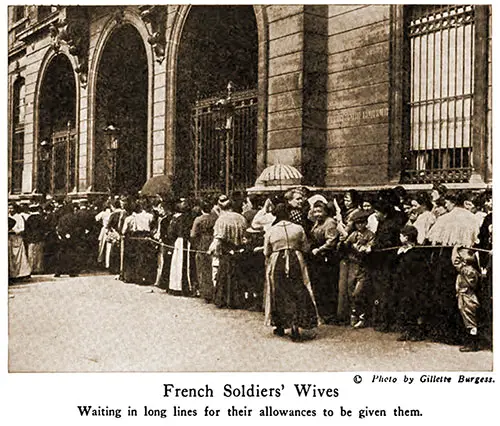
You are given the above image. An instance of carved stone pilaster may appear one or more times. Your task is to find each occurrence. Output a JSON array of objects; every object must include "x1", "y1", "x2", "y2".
[
  {"x1": 139, "y1": 5, "x2": 168, "y2": 64},
  {"x1": 48, "y1": 7, "x2": 89, "y2": 87}
]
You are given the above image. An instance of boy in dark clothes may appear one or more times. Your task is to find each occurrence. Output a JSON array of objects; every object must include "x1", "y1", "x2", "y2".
[
  {"x1": 370, "y1": 197, "x2": 406, "y2": 332},
  {"x1": 393, "y1": 225, "x2": 431, "y2": 341}
]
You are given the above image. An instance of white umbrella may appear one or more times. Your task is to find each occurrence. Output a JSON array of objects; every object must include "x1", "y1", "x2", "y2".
[{"x1": 255, "y1": 164, "x2": 303, "y2": 186}]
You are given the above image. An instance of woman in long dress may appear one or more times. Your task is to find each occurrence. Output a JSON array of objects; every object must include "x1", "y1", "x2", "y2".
[
  {"x1": 106, "y1": 199, "x2": 125, "y2": 274},
  {"x1": 308, "y1": 200, "x2": 340, "y2": 324},
  {"x1": 95, "y1": 200, "x2": 112, "y2": 266},
  {"x1": 120, "y1": 201, "x2": 138, "y2": 283},
  {"x1": 208, "y1": 196, "x2": 248, "y2": 308},
  {"x1": 152, "y1": 201, "x2": 174, "y2": 290},
  {"x1": 168, "y1": 199, "x2": 195, "y2": 296},
  {"x1": 426, "y1": 190, "x2": 481, "y2": 343},
  {"x1": 190, "y1": 199, "x2": 218, "y2": 302},
  {"x1": 8, "y1": 214, "x2": 31, "y2": 281},
  {"x1": 264, "y1": 204, "x2": 318, "y2": 341}
]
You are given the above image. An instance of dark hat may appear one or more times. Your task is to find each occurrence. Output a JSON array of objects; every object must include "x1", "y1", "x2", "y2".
[
  {"x1": 444, "y1": 190, "x2": 459, "y2": 204},
  {"x1": 400, "y1": 224, "x2": 419, "y2": 242},
  {"x1": 432, "y1": 183, "x2": 448, "y2": 196},
  {"x1": 351, "y1": 209, "x2": 370, "y2": 223},
  {"x1": 414, "y1": 191, "x2": 433, "y2": 210},
  {"x1": 217, "y1": 194, "x2": 231, "y2": 209},
  {"x1": 393, "y1": 185, "x2": 408, "y2": 198}
]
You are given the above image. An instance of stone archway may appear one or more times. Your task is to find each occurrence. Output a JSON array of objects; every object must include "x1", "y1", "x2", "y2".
[
  {"x1": 166, "y1": 5, "x2": 268, "y2": 196},
  {"x1": 173, "y1": 5, "x2": 260, "y2": 195},
  {"x1": 38, "y1": 53, "x2": 77, "y2": 196},
  {"x1": 93, "y1": 23, "x2": 149, "y2": 195}
]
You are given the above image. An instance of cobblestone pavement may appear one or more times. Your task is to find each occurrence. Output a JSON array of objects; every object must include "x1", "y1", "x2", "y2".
[{"x1": 8, "y1": 274, "x2": 493, "y2": 372}]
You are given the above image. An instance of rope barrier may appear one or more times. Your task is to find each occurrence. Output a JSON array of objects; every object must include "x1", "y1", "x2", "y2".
[
  {"x1": 126, "y1": 236, "x2": 492, "y2": 255},
  {"x1": 127, "y1": 236, "x2": 209, "y2": 254},
  {"x1": 373, "y1": 245, "x2": 492, "y2": 254},
  {"x1": 127, "y1": 236, "x2": 250, "y2": 256}
]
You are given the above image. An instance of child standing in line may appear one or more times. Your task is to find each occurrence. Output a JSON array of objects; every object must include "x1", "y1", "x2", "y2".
[
  {"x1": 393, "y1": 225, "x2": 430, "y2": 341},
  {"x1": 340, "y1": 210, "x2": 375, "y2": 329},
  {"x1": 452, "y1": 245, "x2": 481, "y2": 352}
]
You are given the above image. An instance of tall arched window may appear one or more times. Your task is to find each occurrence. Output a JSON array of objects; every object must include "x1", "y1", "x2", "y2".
[{"x1": 11, "y1": 77, "x2": 25, "y2": 193}]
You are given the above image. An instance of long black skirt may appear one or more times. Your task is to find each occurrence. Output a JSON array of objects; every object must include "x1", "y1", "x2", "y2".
[{"x1": 267, "y1": 250, "x2": 317, "y2": 330}]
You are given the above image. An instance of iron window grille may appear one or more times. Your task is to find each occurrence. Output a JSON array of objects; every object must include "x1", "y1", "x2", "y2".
[{"x1": 402, "y1": 5, "x2": 475, "y2": 184}]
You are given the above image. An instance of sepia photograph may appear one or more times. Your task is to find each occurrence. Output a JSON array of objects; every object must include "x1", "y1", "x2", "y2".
[{"x1": 6, "y1": 3, "x2": 493, "y2": 374}]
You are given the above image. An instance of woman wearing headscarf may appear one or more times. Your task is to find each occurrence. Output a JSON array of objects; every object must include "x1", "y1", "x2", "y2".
[
  {"x1": 264, "y1": 204, "x2": 318, "y2": 341},
  {"x1": 308, "y1": 200, "x2": 340, "y2": 324}
]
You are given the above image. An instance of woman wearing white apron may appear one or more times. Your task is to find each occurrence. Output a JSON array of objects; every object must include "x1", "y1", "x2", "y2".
[
  {"x1": 168, "y1": 199, "x2": 195, "y2": 296},
  {"x1": 8, "y1": 215, "x2": 31, "y2": 281}
]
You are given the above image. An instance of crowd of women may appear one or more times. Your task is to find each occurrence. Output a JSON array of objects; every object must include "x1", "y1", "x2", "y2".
[{"x1": 8, "y1": 184, "x2": 492, "y2": 351}]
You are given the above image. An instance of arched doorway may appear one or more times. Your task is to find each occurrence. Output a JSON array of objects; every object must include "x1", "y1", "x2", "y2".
[
  {"x1": 38, "y1": 54, "x2": 77, "y2": 196},
  {"x1": 175, "y1": 5, "x2": 259, "y2": 196},
  {"x1": 94, "y1": 24, "x2": 148, "y2": 195}
]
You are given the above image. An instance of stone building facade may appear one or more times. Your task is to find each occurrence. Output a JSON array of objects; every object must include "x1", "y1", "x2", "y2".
[{"x1": 7, "y1": 5, "x2": 492, "y2": 200}]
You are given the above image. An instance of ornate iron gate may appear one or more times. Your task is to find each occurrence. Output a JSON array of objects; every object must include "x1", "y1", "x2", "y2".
[
  {"x1": 191, "y1": 85, "x2": 258, "y2": 196},
  {"x1": 50, "y1": 125, "x2": 76, "y2": 195}
]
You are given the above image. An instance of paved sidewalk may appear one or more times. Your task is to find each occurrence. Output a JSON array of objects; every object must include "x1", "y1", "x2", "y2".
[{"x1": 8, "y1": 274, "x2": 493, "y2": 372}]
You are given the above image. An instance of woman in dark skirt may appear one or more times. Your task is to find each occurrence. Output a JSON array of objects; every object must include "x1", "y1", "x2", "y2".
[
  {"x1": 190, "y1": 198, "x2": 218, "y2": 301},
  {"x1": 121, "y1": 200, "x2": 138, "y2": 283},
  {"x1": 264, "y1": 204, "x2": 318, "y2": 341},
  {"x1": 308, "y1": 200, "x2": 340, "y2": 324}
]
